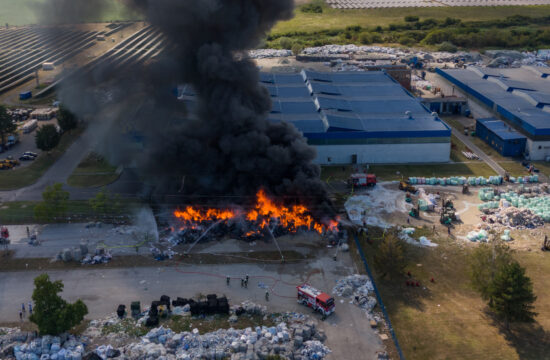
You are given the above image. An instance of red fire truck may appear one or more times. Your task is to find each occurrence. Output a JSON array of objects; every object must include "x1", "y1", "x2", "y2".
[
  {"x1": 296, "y1": 284, "x2": 335, "y2": 317},
  {"x1": 348, "y1": 173, "x2": 377, "y2": 188}
]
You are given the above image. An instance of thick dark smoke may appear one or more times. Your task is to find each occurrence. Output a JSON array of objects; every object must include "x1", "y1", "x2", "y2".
[{"x1": 53, "y1": 0, "x2": 334, "y2": 217}]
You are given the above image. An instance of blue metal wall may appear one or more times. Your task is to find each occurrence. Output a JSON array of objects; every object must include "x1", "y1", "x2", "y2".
[{"x1": 475, "y1": 121, "x2": 526, "y2": 157}]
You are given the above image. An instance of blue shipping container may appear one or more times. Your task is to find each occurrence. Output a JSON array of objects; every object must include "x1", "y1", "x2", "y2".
[{"x1": 19, "y1": 91, "x2": 32, "y2": 100}]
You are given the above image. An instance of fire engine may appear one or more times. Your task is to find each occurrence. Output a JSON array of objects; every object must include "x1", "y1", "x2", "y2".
[
  {"x1": 296, "y1": 284, "x2": 335, "y2": 316},
  {"x1": 348, "y1": 173, "x2": 377, "y2": 188}
]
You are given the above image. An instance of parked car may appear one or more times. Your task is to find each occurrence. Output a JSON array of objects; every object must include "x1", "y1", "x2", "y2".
[
  {"x1": 19, "y1": 154, "x2": 35, "y2": 161},
  {"x1": 23, "y1": 151, "x2": 38, "y2": 158}
]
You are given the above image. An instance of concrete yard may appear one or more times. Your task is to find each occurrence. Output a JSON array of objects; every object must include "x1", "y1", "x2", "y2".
[{"x1": 0, "y1": 249, "x2": 385, "y2": 360}]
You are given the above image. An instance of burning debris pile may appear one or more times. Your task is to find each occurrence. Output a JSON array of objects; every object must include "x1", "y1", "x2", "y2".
[
  {"x1": 169, "y1": 190, "x2": 339, "y2": 245},
  {"x1": 480, "y1": 208, "x2": 544, "y2": 230}
]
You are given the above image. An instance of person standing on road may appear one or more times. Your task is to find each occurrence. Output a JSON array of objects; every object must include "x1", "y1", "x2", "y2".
[
  {"x1": 19, "y1": 311, "x2": 23, "y2": 321},
  {"x1": 28, "y1": 302, "x2": 32, "y2": 315},
  {"x1": 21, "y1": 303, "x2": 25, "y2": 314},
  {"x1": 265, "y1": 291, "x2": 269, "y2": 301},
  {"x1": 26, "y1": 227, "x2": 30, "y2": 238},
  {"x1": 226, "y1": 276, "x2": 230, "y2": 285}
]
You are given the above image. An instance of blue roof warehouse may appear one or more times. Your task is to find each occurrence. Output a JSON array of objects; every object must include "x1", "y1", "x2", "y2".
[
  {"x1": 437, "y1": 66, "x2": 550, "y2": 160},
  {"x1": 264, "y1": 70, "x2": 451, "y2": 164},
  {"x1": 179, "y1": 70, "x2": 451, "y2": 164}
]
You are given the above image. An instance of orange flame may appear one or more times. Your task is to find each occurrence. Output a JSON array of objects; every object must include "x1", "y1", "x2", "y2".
[{"x1": 173, "y1": 189, "x2": 338, "y2": 236}]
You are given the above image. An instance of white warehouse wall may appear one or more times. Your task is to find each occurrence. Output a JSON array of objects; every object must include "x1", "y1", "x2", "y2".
[
  {"x1": 313, "y1": 142, "x2": 451, "y2": 164},
  {"x1": 526, "y1": 139, "x2": 550, "y2": 161}
]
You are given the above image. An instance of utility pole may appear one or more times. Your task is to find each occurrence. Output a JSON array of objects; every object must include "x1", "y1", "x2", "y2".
[{"x1": 35, "y1": 69, "x2": 39, "y2": 88}]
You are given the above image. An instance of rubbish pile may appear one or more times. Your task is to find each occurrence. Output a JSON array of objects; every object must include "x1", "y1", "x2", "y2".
[
  {"x1": 408, "y1": 175, "x2": 508, "y2": 186},
  {"x1": 399, "y1": 228, "x2": 438, "y2": 247},
  {"x1": 92, "y1": 302, "x2": 330, "y2": 360},
  {"x1": 81, "y1": 247, "x2": 112, "y2": 265},
  {"x1": 1, "y1": 331, "x2": 87, "y2": 360},
  {"x1": 56, "y1": 243, "x2": 90, "y2": 263},
  {"x1": 249, "y1": 49, "x2": 293, "y2": 59},
  {"x1": 485, "y1": 50, "x2": 549, "y2": 68},
  {"x1": 417, "y1": 188, "x2": 438, "y2": 211},
  {"x1": 466, "y1": 229, "x2": 489, "y2": 242},
  {"x1": 481, "y1": 207, "x2": 544, "y2": 229},
  {"x1": 479, "y1": 188, "x2": 550, "y2": 224},
  {"x1": 332, "y1": 274, "x2": 384, "y2": 327}
]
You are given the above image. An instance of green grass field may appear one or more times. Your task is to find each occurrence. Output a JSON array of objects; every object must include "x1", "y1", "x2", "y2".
[
  {"x1": 67, "y1": 152, "x2": 120, "y2": 188},
  {"x1": 273, "y1": 5, "x2": 550, "y2": 35},
  {"x1": 351, "y1": 229, "x2": 550, "y2": 360},
  {"x1": 0, "y1": 0, "x2": 138, "y2": 26}
]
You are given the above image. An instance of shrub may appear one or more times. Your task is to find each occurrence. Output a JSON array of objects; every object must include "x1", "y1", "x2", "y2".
[
  {"x1": 398, "y1": 35, "x2": 416, "y2": 46},
  {"x1": 291, "y1": 43, "x2": 304, "y2": 55},
  {"x1": 438, "y1": 41, "x2": 458, "y2": 53},
  {"x1": 359, "y1": 32, "x2": 372, "y2": 45},
  {"x1": 278, "y1": 37, "x2": 293, "y2": 49},
  {"x1": 301, "y1": 0, "x2": 323, "y2": 13},
  {"x1": 404, "y1": 15, "x2": 419, "y2": 22}
]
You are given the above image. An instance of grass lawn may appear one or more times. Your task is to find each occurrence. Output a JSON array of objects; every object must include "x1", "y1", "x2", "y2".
[
  {"x1": 0, "y1": 199, "x2": 139, "y2": 224},
  {"x1": 67, "y1": 152, "x2": 120, "y2": 188},
  {"x1": 451, "y1": 135, "x2": 476, "y2": 163},
  {"x1": 351, "y1": 228, "x2": 550, "y2": 360},
  {"x1": 0, "y1": 127, "x2": 84, "y2": 191},
  {"x1": 0, "y1": 0, "x2": 139, "y2": 26},
  {"x1": 273, "y1": 5, "x2": 550, "y2": 34}
]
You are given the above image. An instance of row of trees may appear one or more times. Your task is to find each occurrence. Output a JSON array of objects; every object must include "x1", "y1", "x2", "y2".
[
  {"x1": 371, "y1": 232, "x2": 537, "y2": 329},
  {"x1": 34, "y1": 183, "x2": 123, "y2": 222}
]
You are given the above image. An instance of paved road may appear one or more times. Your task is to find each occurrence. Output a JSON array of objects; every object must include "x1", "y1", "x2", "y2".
[
  {"x1": 443, "y1": 120, "x2": 507, "y2": 176},
  {"x1": 0, "y1": 249, "x2": 385, "y2": 360}
]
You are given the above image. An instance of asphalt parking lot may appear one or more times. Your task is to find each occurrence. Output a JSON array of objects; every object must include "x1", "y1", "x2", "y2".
[{"x1": 1, "y1": 119, "x2": 57, "y2": 168}]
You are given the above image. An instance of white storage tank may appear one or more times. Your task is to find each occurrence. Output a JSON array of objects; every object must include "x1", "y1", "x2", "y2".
[{"x1": 42, "y1": 62, "x2": 55, "y2": 71}]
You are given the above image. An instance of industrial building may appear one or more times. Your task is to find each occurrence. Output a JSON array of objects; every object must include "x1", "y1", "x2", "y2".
[
  {"x1": 475, "y1": 118, "x2": 527, "y2": 157},
  {"x1": 262, "y1": 70, "x2": 451, "y2": 164},
  {"x1": 437, "y1": 66, "x2": 550, "y2": 160},
  {"x1": 178, "y1": 70, "x2": 451, "y2": 164}
]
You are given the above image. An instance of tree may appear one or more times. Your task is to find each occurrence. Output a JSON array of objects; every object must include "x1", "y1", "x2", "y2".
[
  {"x1": 57, "y1": 105, "x2": 77, "y2": 133},
  {"x1": 0, "y1": 105, "x2": 16, "y2": 147},
  {"x1": 291, "y1": 43, "x2": 303, "y2": 56},
  {"x1": 278, "y1": 37, "x2": 293, "y2": 50},
  {"x1": 34, "y1": 183, "x2": 70, "y2": 222},
  {"x1": 89, "y1": 188, "x2": 122, "y2": 218},
  {"x1": 29, "y1": 274, "x2": 88, "y2": 335},
  {"x1": 488, "y1": 261, "x2": 537, "y2": 329},
  {"x1": 35, "y1": 124, "x2": 61, "y2": 151},
  {"x1": 469, "y1": 242, "x2": 513, "y2": 303},
  {"x1": 374, "y1": 235, "x2": 407, "y2": 279}
]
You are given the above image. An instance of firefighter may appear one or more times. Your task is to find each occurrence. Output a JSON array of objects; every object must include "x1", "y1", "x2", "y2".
[
  {"x1": 226, "y1": 276, "x2": 230, "y2": 285},
  {"x1": 241, "y1": 278, "x2": 244, "y2": 287},
  {"x1": 245, "y1": 274, "x2": 249, "y2": 283},
  {"x1": 265, "y1": 291, "x2": 269, "y2": 301}
]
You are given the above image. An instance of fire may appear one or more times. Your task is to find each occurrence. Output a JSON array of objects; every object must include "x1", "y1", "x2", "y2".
[{"x1": 173, "y1": 189, "x2": 338, "y2": 237}]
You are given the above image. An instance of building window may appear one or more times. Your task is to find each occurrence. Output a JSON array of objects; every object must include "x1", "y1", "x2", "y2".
[
  {"x1": 539, "y1": 146, "x2": 542, "y2": 150},
  {"x1": 327, "y1": 157, "x2": 332, "y2": 163}
]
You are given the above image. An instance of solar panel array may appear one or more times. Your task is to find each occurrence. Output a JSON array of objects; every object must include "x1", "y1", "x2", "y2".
[
  {"x1": 326, "y1": 0, "x2": 550, "y2": 8},
  {"x1": 0, "y1": 24, "x2": 131, "y2": 95}
]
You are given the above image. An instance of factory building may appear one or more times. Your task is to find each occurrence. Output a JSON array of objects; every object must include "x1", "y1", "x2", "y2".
[
  {"x1": 263, "y1": 70, "x2": 451, "y2": 164},
  {"x1": 475, "y1": 118, "x2": 527, "y2": 157},
  {"x1": 178, "y1": 70, "x2": 451, "y2": 164},
  {"x1": 437, "y1": 66, "x2": 550, "y2": 160}
]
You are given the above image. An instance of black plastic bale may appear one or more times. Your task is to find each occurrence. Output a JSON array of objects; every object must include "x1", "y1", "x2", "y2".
[
  {"x1": 198, "y1": 301, "x2": 208, "y2": 315},
  {"x1": 131, "y1": 301, "x2": 141, "y2": 311},
  {"x1": 206, "y1": 294, "x2": 217, "y2": 301},
  {"x1": 218, "y1": 302, "x2": 230, "y2": 314},
  {"x1": 190, "y1": 302, "x2": 199, "y2": 315},
  {"x1": 207, "y1": 299, "x2": 219, "y2": 314},
  {"x1": 235, "y1": 307, "x2": 245, "y2": 316},
  {"x1": 146, "y1": 316, "x2": 159, "y2": 327},
  {"x1": 116, "y1": 304, "x2": 126, "y2": 318}
]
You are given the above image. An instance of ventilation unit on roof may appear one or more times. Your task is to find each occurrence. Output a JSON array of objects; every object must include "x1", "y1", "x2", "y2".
[
  {"x1": 405, "y1": 110, "x2": 413, "y2": 119},
  {"x1": 431, "y1": 112, "x2": 438, "y2": 117}
]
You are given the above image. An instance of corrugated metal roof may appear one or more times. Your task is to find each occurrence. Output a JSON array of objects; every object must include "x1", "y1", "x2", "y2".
[
  {"x1": 439, "y1": 67, "x2": 550, "y2": 136},
  {"x1": 477, "y1": 117, "x2": 526, "y2": 140}
]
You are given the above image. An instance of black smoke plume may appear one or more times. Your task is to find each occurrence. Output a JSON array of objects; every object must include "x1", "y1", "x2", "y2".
[{"x1": 54, "y1": 0, "x2": 334, "y2": 218}]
